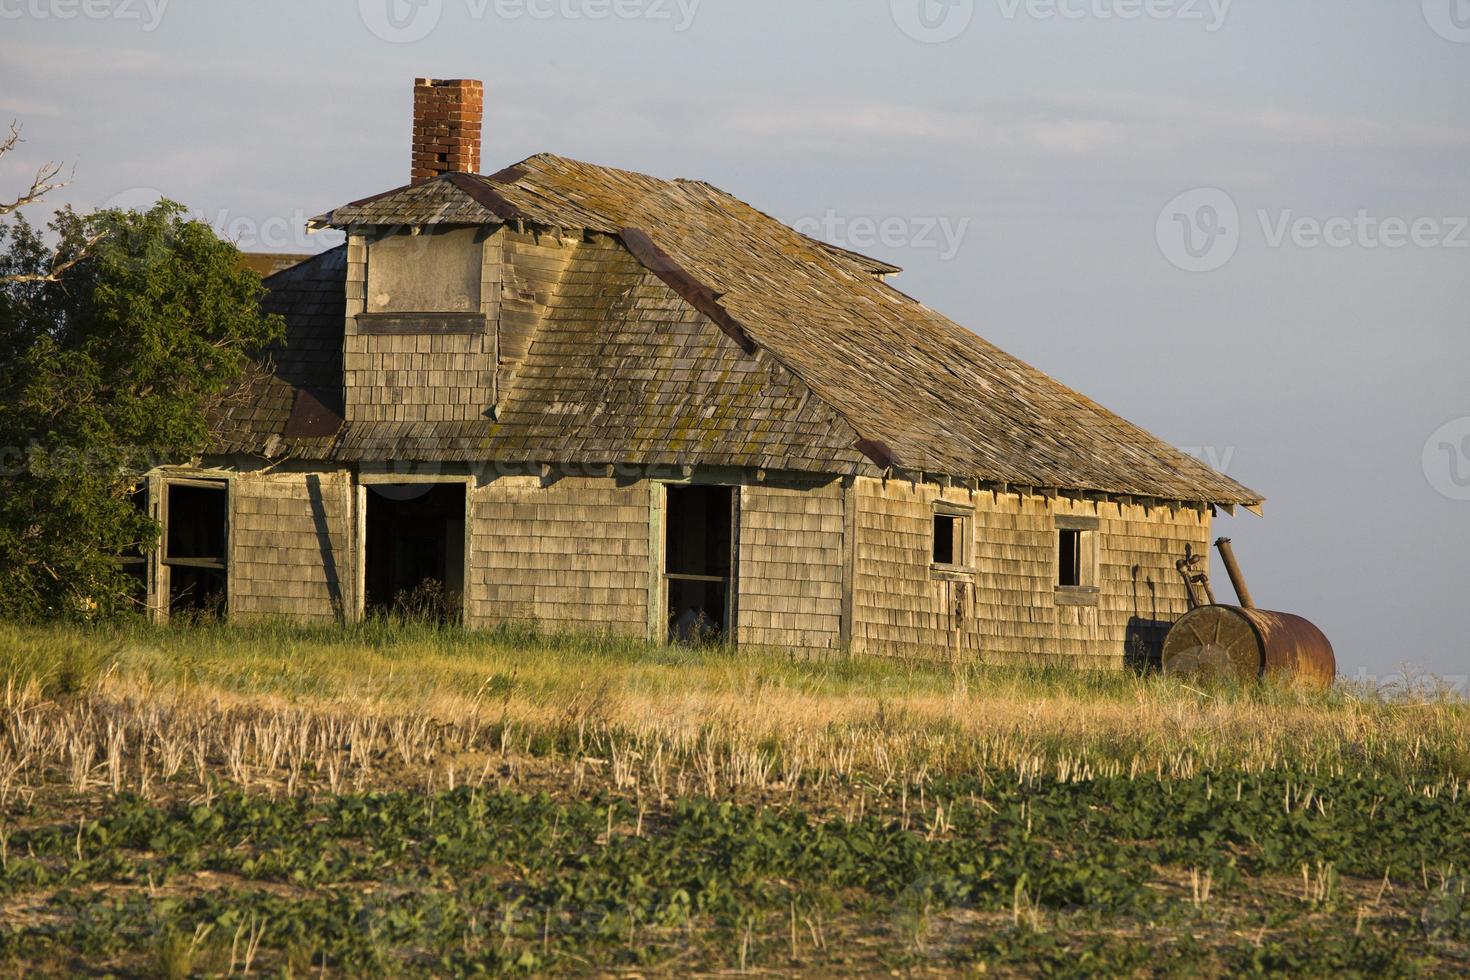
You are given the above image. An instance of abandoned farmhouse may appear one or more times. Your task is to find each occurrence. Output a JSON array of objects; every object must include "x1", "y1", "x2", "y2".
[{"x1": 138, "y1": 78, "x2": 1262, "y2": 666}]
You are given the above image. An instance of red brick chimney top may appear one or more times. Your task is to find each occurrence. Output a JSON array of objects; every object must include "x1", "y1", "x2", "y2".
[{"x1": 411, "y1": 78, "x2": 483, "y2": 184}]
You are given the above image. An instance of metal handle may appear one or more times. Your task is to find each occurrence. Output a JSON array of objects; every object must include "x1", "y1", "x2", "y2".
[{"x1": 1214, "y1": 538, "x2": 1255, "y2": 609}]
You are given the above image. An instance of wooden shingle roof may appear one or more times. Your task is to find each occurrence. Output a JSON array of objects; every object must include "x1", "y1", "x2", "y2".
[{"x1": 225, "y1": 154, "x2": 1260, "y2": 506}]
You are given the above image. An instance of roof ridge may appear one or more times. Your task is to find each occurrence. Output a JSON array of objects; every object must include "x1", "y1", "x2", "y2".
[{"x1": 503, "y1": 155, "x2": 903, "y2": 276}]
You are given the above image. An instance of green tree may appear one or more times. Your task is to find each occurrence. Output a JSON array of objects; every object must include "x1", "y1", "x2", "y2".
[{"x1": 0, "y1": 189, "x2": 283, "y2": 620}]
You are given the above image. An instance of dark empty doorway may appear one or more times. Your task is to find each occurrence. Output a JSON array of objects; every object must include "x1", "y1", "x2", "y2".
[
  {"x1": 664, "y1": 485, "x2": 734, "y2": 644},
  {"x1": 365, "y1": 483, "x2": 466, "y2": 620},
  {"x1": 164, "y1": 481, "x2": 228, "y2": 618}
]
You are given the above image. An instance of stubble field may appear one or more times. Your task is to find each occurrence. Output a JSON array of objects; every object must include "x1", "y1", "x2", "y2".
[{"x1": 0, "y1": 621, "x2": 1466, "y2": 976}]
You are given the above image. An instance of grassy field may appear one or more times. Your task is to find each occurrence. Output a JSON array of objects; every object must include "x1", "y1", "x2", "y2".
[{"x1": 1, "y1": 621, "x2": 1468, "y2": 976}]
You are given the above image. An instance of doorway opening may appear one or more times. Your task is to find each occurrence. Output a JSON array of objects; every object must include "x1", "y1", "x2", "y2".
[
  {"x1": 365, "y1": 483, "x2": 466, "y2": 621},
  {"x1": 664, "y1": 485, "x2": 734, "y2": 645},
  {"x1": 164, "y1": 481, "x2": 229, "y2": 618}
]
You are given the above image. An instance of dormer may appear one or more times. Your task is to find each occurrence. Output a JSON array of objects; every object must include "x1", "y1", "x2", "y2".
[
  {"x1": 343, "y1": 224, "x2": 499, "y2": 426},
  {"x1": 338, "y1": 79, "x2": 497, "y2": 426},
  {"x1": 327, "y1": 79, "x2": 581, "y2": 427}
]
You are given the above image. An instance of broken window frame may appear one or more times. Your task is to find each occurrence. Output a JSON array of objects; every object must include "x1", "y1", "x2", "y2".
[
  {"x1": 930, "y1": 502, "x2": 973, "y2": 573},
  {"x1": 655, "y1": 481, "x2": 739, "y2": 646},
  {"x1": 1055, "y1": 515, "x2": 1101, "y2": 603},
  {"x1": 160, "y1": 476, "x2": 231, "y2": 619}
]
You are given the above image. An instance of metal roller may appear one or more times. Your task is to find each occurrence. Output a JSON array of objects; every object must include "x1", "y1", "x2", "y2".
[
  {"x1": 1162, "y1": 538, "x2": 1337, "y2": 686},
  {"x1": 1161, "y1": 605, "x2": 1337, "y2": 686}
]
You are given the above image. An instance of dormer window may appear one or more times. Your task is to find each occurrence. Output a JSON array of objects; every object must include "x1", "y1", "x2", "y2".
[{"x1": 364, "y1": 227, "x2": 482, "y2": 316}]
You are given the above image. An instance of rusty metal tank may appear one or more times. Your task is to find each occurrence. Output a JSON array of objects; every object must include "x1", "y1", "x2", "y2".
[
  {"x1": 1162, "y1": 538, "x2": 1337, "y2": 686},
  {"x1": 1161, "y1": 605, "x2": 1337, "y2": 687}
]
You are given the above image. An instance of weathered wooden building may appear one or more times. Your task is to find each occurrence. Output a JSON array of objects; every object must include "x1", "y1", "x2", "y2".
[{"x1": 139, "y1": 78, "x2": 1262, "y2": 666}]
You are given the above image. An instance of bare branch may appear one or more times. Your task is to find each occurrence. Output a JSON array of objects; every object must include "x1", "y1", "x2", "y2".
[
  {"x1": 0, "y1": 231, "x2": 106, "y2": 285},
  {"x1": 1, "y1": 162, "x2": 68, "y2": 219},
  {"x1": 0, "y1": 122, "x2": 99, "y2": 285},
  {"x1": 0, "y1": 123, "x2": 71, "y2": 218}
]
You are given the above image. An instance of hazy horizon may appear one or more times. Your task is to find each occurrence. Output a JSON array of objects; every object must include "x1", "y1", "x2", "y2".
[{"x1": 3, "y1": 0, "x2": 1466, "y2": 681}]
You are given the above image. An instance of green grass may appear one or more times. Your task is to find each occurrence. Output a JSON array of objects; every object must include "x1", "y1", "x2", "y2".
[{"x1": 2, "y1": 620, "x2": 1468, "y2": 975}]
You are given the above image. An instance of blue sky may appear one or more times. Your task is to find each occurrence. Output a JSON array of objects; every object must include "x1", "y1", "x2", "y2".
[{"x1": 3, "y1": 0, "x2": 1467, "y2": 680}]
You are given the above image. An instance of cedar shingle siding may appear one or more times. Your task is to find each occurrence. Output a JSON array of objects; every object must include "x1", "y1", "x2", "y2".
[{"x1": 147, "y1": 150, "x2": 1257, "y2": 664}]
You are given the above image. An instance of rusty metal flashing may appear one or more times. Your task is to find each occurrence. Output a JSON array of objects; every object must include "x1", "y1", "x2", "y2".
[
  {"x1": 853, "y1": 438, "x2": 902, "y2": 471},
  {"x1": 617, "y1": 227, "x2": 758, "y2": 356},
  {"x1": 485, "y1": 164, "x2": 528, "y2": 184},
  {"x1": 446, "y1": 171, "x2": 524, "y2": 222}
]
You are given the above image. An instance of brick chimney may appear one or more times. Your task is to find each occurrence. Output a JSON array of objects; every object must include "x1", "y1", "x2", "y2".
[{"x1": 411, "y1": 78, "x2": 483, "y2": 183}]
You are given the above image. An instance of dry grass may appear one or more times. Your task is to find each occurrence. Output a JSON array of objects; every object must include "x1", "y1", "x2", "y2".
[
  {"x1": 3, "y1": 621, "x2": 1468, "y2": 976},
  {"x1": 1, "y1": 620, "x2": 1466, "y2": 811}
]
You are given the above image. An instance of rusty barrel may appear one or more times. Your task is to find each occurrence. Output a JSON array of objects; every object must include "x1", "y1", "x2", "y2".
[{"x1": 1162, "y1": 605, "x2": 1336, "y2": 687}]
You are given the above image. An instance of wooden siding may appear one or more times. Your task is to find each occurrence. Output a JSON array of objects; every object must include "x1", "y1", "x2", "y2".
[
  {"x1": 495, "y1": 226, "x2": 577, "y2": 400},
  {"x1": 343, "y1": 330, "x2": 497, "y2": 423},
  {"x1": 851, "y1": 477, "x2": 1210, "y2": 667},
  {"x1": 467, "y1": 475, "x2": 651, "y2": 635},
  {"x1": 230, "y1": 471, "x2": 352, "y2": 623},
  {"x1": 197, "y1": 465, "x2": 1211, "y2": 670},
  {"x1": 736, "y1": 482, "x2": 846, "y2": 652}
]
